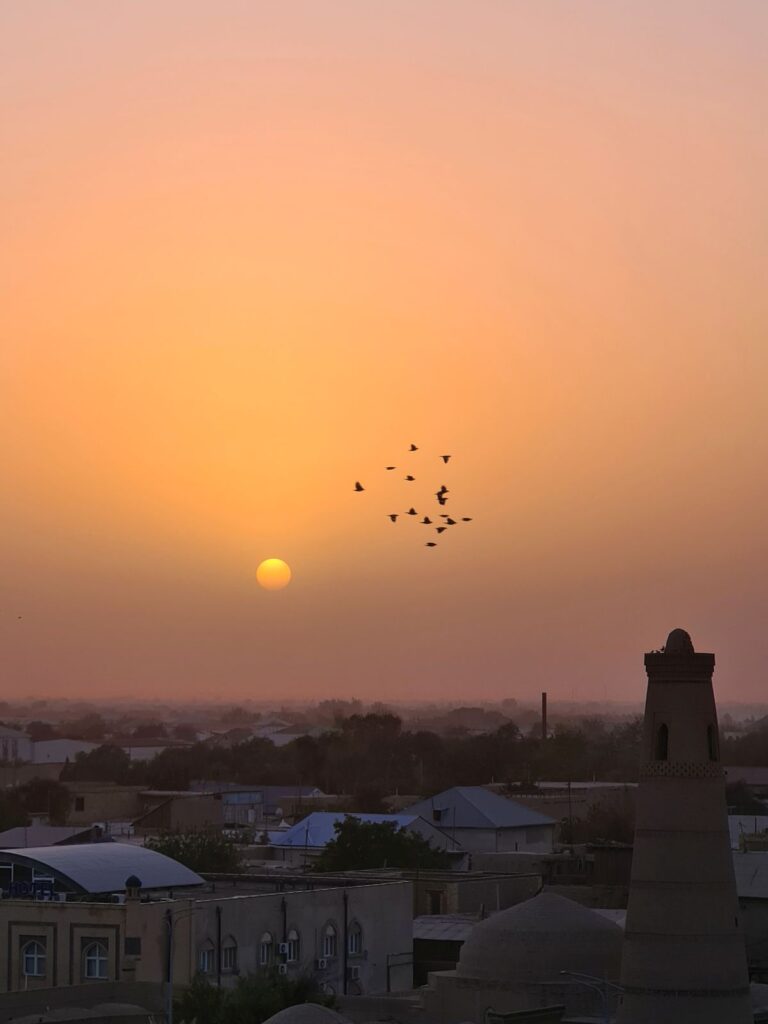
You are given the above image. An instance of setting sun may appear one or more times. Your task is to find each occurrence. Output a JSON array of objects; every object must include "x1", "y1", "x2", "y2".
[{"x1": 256, "y1": 558, "x2": 292, "y2": 591}]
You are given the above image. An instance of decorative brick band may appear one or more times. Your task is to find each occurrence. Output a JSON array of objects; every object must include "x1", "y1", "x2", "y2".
[{"x1": 639, "y1": 760, "x2": 724, "y2": 780}]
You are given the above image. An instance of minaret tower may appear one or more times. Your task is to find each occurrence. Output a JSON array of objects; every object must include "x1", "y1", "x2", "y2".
[{"x1": 617, "y1": 628, "x2": 751, "y2": 1024}]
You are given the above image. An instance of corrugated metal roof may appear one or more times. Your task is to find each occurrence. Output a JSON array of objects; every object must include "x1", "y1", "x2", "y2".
[
  {"x1": 413, "y1": 914, "x2": 477, "y2": 942},
  {"x1": 734, "y1": 852, "x2": 768, "y2": 899},
  {"x1": 0, "y1": 843, "x2": 204, "y2": 893},
  {"x1": 0, "y1": 825, "x2": 94, "y2": 849},
  {"x1": 270, "y1": 812, "x2": 460, "y2": 851},
  {"x1": 404, "y1": 787, "x2": 556, "y2": 830}
]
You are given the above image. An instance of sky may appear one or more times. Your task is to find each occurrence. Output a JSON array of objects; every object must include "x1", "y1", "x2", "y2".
[{"x1": 2, "y1": 2, "x2": 768, "y2": 704}]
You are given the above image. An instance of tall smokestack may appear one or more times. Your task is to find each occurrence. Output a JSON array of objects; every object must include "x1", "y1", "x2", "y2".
[{"x1": 541, "y1": 691, "x2": 547, "y2": 741}]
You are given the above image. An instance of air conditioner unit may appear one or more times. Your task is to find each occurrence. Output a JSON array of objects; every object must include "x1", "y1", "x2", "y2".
[
  {"x1": 278, "y1": 943, "x2": 289, "y2": 955},
  {"x1": 278, "y1": 964, "x2": 288, "y2": 975},
  {"x1": 315, "y1": 958, "x2": 328, "y2": 970},
  {"x1": 348, "y1": 965, "x2": 361, "y2": 980}
]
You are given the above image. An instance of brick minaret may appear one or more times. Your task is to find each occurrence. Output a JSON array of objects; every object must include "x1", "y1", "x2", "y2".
[{"x1": 617, "y1": 628, "x2": 751, "y2": 1023}]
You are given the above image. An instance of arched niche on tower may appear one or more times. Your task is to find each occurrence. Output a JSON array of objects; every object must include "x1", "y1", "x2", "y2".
[{"x1": 655, "y1": 723, "x2": 669, "y2": 761}]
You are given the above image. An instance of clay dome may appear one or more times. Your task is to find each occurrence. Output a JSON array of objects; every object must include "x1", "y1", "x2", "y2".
[
  {"x1": 262, "y1": 1006, "x2": 351, "y2": 1024},
  {"x1": 665, "y1": 628, "x2": 694, "y2": 654},
  {"x1": 457, "y1": 892, "x2": 622, "y2": 984}
]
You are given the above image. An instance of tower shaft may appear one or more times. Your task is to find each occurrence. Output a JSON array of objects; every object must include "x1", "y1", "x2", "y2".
[{"x1": 617, "y1": 630, "x2": 751, "y2": 1024}]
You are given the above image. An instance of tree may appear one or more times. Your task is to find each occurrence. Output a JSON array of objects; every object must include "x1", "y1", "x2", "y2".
[
  {"x1": 64, "y1": 713, "x2": 107, "y2": 741},
  {"x1": 145, "y1": 832, "x2": 242, "y2": 873},
  {"x1": 61, "y1": 744, "x2": 132, "y2": 783},
  {"x1": 17, "y1": 779, "x2": 71, "y2": 825},
  {"x1": 313, "y1": 816, "x2": 450, "y2": 872},
  {"x1": 175, "y1": 970, "x2": 334, "y2": 1024},
  {"x1": 26, "y1": 720, "x2": 58, "y2": 741}
]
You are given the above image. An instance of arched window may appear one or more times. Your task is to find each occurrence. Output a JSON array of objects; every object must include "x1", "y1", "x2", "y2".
[
  {"x1": 655, "y1": 723, "x2": 669, "y2": 761},
  {"x1": 221, "y1": 937, "x2": 238, "y2": 973},
  {"x1": 83, "y1": 941, "x2": 108, "y2": 980},
  {"x1": 708, "y1": 724, "x2": 719, "y2": 762},
  {"x1": 22, "y1": 940, "x2": 46, "y2": 978},
  {"x1": 198, "y1": 941, "x2": 214, "y2": 975},
  {"x1": 287, "y1": 929, "x2": 300, "y2": 963},
  {"x1": 259, "y1": 932, "x2": 273, "y2": 967},
  {"x1": 348, "y1": 922, "x2": 363, "y2": 957},
  {"x1": 323, "y1": 924, "x2": 337, "y2": 959}
]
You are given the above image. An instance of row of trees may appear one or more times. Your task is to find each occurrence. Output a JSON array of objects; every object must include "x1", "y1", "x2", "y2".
[{"x1": 61, "y1": 712, "x2": 645, "y2": 804}]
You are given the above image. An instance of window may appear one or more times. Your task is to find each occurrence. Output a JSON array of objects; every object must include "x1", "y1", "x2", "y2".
[
  {"x1": 198, "y1": 944, "x2": 214, "y2": 975},
  {"x1": 348, "y1": 923, "x2": 362, "y2": 957},
  {"x1": 22, "y1": 940, "x2": 46, "y2": 978},
  {"x1": 222, "y1": 941, "x2": 237, "y2": 973},
  {"x1": 75, "y1": 797, "x2": 85, "y2": 812},
  {"x1": 322, "y1": 925, "x2": 337, "y2": 959},
  {"x1": 83, "y1": 941, "x2": 108, "y2": 980},
  {"x1": 259, "y1": 932, "x2": 273, "y2": 967},
  {"x1": 428, "y1": 890, "x2": 443, "y2": 915},
  {"x1": 708, "y1": 724, "x2": 719, "y2": 762},
  {"x1": 655, "y1": 723, "x2": 669, "y2": 761},
  {"x1": 287, "y1": 929, "x2": 300, "y2": 963}
]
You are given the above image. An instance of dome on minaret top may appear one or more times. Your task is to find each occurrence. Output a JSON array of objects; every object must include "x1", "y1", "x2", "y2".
[{"x1": 665, "y1": 628, "x2": 694, "y2": 654}]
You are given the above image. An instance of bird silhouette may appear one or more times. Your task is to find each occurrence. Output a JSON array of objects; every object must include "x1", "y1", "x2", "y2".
[
  {"x1": 436, "y1": 493, "x2": 448, "y2": 506},
  {"x1": 407, "y1": 507, "x2": 418, "y2": 516},
  {"x1": 444, "y1": 517, "x2": 457, "y2": 525},
  {"x1": 385, "y1": 466, "x2": 396, "y2": 471},
  {"x1": 426, "y1": 542, "x2": 437, "y2": 547},
  {"x1": 405, "y1": 475, "x2": 415, "y2": 481},
  {"x1": 388, "y1": 514, "x2": 399, "y2": 522},
  {"x1": 436, "y1": 526, "x2": 447, "y2": 534},
  {"x1": 462, "y1": 517, "x2": 472, "y2": 522},
  {"x1": 441, "y1": 455, "x2": 451, "y2": 463},
  {"x1": 421, "y1": 517, "x2": 432, "y2": 525},
  {"x1": 409, "y1": 444, "x2": 418, "y2": 452},
  {"x1": 354, "y1": 481, "x2": 365, "y2": 492}
]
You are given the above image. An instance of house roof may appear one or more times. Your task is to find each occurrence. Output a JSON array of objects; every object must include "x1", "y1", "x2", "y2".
[
  {"x1": 413, "y1": 914, "x2": 477, "y2": 942},
  {"x1": 0, "y1": 825, "x2": 95, "y2": 849},
  {"x1": 404, "y1": 787, "x2": 556, "y2": 830},
  {"x1": 734, "y1": 852, "x2": 768, "y2": 899},
  {"x1": 0, "y1": 843, "x2": 204, "y2": 893},
  {"x1": 270, "y1": 811, "x2": 461, "y2": 851}
]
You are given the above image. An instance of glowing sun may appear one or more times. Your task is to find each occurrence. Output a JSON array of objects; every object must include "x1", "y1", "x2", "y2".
[{"x1": 256, "y1": 558, "x2": 292, "y2": 590}]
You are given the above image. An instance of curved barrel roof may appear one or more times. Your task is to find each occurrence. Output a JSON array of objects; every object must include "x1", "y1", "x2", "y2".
[{"x1": 0, "y1": 842, "x2": 204, "y2": 893}]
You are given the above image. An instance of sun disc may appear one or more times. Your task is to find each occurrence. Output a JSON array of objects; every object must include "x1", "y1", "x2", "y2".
[{"x1": 256, "y1": 558, "x2": 292, "y2": 590}]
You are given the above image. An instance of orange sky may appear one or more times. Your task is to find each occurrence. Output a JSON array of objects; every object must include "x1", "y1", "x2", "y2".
[{"x1": 3, "y1": 2, "x2": 768, "y2": 703}]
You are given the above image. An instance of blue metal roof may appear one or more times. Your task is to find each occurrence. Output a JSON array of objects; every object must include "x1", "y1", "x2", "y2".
[
  {"x1": 0, "y1": 843, "x2": 205, "y2": 893},
  {"x1": 404, "y1": 787, "x2": 555, "y2": 829},
  {"x1": 270, "y1": 812, "x2": 460, "y2": 850}
]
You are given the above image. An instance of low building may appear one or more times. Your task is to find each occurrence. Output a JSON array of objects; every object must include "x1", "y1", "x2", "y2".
[
  {"x1": 403, "y1": 788, "x2": 555, "y2": 853},
  {"x1": 132, "y1": 791, "x2": 224, "y2": 834},
  {"x1": 32, "y1": 738, "x2": 100, "y2": 765},
  {"x1": 270, "y1": 812, "x2": 463, "y2": 867},
  {"x1": 0, "y1": 845, "x2": 413, "y2": 1000},
  {"x1": 63, "y1": 784, "x2": 145, "y2": 826},
  {"x1": 0, "y1": 725, "x2": 33, "y2": 764}
]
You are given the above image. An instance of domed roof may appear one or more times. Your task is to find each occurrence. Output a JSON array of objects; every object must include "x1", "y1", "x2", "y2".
[
  {"x1": 665, "y1": 628, "x2": 694, "y2": 654},
  {"x1": 457, "y1": 892, "x2": 622, "y2": 985},
  {"x1": 262, "y1": 1006, "x2": 351, "y2": 1024}
]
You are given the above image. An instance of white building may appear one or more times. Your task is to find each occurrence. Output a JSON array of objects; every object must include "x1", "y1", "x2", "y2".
[
  {"x1": 404, "y1": 787, "x2": 555, "y2": 853},
  {"x1": 0, "y1": 726, "x2": 33, "y2": 764}
]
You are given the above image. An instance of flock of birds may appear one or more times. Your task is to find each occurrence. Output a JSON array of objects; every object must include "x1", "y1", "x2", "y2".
[{"x1": 354, "y1": 444, "x2": 472, "y2": 548}]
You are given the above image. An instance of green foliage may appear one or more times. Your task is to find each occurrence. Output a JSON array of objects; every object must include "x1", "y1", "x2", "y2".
[
  {"x1": 61, "y1": 744, "x2": 133, "y2": 784},
  {"x1": 17, "y1": 779, "x2": 71, "y2": 825},
  {"x1": 174, "y1": 969, "x2": 334, "y2": 1024},
  {"x1": 314, "y1": 815, "x2": 451, "y2": 872},
  {"x1": 145, "y1": 832, "x2": 242, "y2": 873}
]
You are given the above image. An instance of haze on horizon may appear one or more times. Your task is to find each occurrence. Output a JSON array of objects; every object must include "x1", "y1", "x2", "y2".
[{"x1": 2, "y1": 2, "x2": 768, "y2": 704}]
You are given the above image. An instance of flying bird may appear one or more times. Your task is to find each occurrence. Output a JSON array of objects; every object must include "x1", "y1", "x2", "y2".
[
  {"x1": 421, "y1": 517, "x2": 432, "y2": 525},
  {"x1": 462, "y1": 517, "x2": 472, "y2": 522},
  {"x1": 436, "y1": 492, "x2": 448, "y2": 506},
  {"x1": 409, "y1": 444, "x2": 418, "y2": 452},
  {"x1": 388, "y1": 514, "x2": 399, "y2": 522},
  {"x1": 444, "y1": 517, "x2": 457, "y2": 525},
  {"x1": 354, "y1": 481, "x2": 365, "y2": 492},
  {"x1": 405, "y1": 475, "x2": 415, "y2": 481},
  {"x1": 407, "y1": 507, "x2": 418, "y2": 516},
  {"x1": 441, "y1": 455, "x2": 451, "y2": 463},
  {"x1": 386, "y1": 466, "x2": 396, "y2": 471},
  {"x1": 436, "y1": 526, "x2": 447, "y2": 534},
  {"x1": 426, "y1": 542, "x2": 437, "y2": 547}
]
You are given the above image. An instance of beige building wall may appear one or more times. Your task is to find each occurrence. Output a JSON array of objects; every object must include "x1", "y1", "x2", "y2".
[{"x1": 0, "y1": 880, "x2": 413, "y2": 998}]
